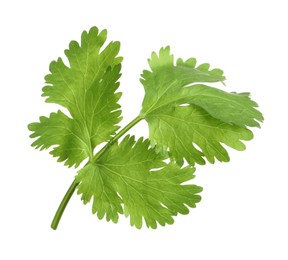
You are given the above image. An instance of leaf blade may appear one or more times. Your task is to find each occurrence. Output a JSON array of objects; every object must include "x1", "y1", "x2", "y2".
[
  {"x1": 29, "y1": 27, "x2": 123, "y2": 167},
  {"x1": 140, "y1": 47, "x2": 263, "y2": 165},
  {"x1": 146, "y1": 105, "x2": 253, "y2": 165},
  {"x1": 28, "y1": 110, "x2": 91, "y2": 167},
  {"x1": 76, "y1": 136, "x2": 202, "y2": 228}
]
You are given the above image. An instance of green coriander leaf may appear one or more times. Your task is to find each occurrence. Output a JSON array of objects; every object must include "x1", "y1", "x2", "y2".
[
  {"x1": 140, "y1": 47, "x2": 263, "y2": 164},
  {"x1": 28, "y1": 27, "x2": 122, "y2": 167},
  {"x1": 76, "y1": 136, "x2": 202, "y2": 229},
  {"x1": 140, "y1": 46, "x2": 225, "y2": 116},
  {"x1": 146, "y1": 105, "x2": 253, "y2": 165},
  {"x1": 28, "y1": 110, "x2": 91, "y2": 167},
  {"x1": 180, "y1": 85, "x2": 263, "y2": 128}
]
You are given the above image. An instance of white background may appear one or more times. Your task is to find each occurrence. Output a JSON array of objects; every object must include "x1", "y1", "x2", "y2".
[{"x1": 1, "y1": 0, "x2": 287, "y2": 259}]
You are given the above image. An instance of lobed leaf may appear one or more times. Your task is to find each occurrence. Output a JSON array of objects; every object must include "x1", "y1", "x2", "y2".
[
  {"x1": 76, "y1": 136, "x2": 202, "y2": 228},
  {"x1": 146, "y1": 105, "x2": 253, "y2": 165},
  {"x1": 28, "y1": 110, "x2": 91, "y2": 167},
  {"x1": 28, "y1": 27, "x2": 123, "y2": 167},
  {"x1": 141, "y1": 47, "x2": 263, "y2": 165}
]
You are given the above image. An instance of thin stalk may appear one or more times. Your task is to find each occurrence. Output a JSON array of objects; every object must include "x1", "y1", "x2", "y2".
[
  {"x1": 50, "y1": 115, "x2": 143, "y2": 230},
  {"x1": 51, "y1": 180, "x2": 78, "y2": 230}
]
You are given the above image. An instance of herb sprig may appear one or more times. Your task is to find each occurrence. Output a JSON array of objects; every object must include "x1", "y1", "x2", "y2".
[{"x1": 28, "y1": 26, "x2": 263, "y2": 229}]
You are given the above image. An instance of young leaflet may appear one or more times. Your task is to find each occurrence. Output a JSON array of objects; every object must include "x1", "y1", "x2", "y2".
[{"x1": 28, "y1": 26, "x2": 263, "y2": 230}]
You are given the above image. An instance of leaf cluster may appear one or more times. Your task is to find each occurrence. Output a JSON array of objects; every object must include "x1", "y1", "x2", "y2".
[{"x1": 28, "y1": 27, "x2": 263, "y2": 229}]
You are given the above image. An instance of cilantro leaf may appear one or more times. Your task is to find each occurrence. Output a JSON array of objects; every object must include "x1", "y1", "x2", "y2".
[
  {"x1": 140, "y1": 47, "x2": 263, "y2": 164},
  {"x1": 28, "y1": 110, "x2": 91, "y2": 167},
  {"x1": 140, "y1": 46, "x2": 225, "y2": 116},
  {"x1": 28, "y1": 27, "x2": 122, "y2": 167},
  {"x1": 146, "y1": 105, "x2": 253, "y2": 165},
  {"x1": 76, "y1": 136, "x2": 202, "y2": 229}
]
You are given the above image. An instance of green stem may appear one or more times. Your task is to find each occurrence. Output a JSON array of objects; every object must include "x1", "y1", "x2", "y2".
[
  {"x1": 51, "y1": 179, "x2": 78, "y2": 230},
  {"x1": 50, "y1": 115, "x2": 143, "y2": 230}
]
